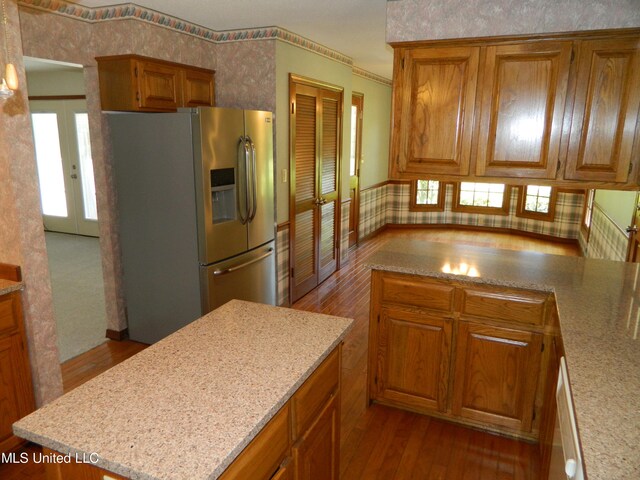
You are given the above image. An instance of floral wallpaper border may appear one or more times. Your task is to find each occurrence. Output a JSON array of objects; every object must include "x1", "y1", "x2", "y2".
[{"x1": 18, "y1": 0, "x2": 389, "y2": 76}]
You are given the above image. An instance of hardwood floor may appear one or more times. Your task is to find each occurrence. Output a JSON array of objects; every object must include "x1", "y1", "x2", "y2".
[{"x1": 1, "y1": 229, "x2": 575, "y2": 479}]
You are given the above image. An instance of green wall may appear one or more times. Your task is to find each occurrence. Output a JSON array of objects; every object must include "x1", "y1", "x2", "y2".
[
  {"x1": 26, "y1": 68, "x2": 85, "y2": 96},
  {"x1": 594, "y1": 189, "x2": 638, "y2": 229},
  {"x1": 351, "y1": 75, "x2": 392, "y2": 189}
]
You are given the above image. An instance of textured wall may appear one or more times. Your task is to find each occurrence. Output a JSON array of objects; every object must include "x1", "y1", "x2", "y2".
[
  {"x1": 0, "y1": 0, "x2": 63, "y2": 406},
  {"x1": 583, "y1": 204, "x2": 629, "y2": 261},
  {"x1": 386, "y1": 0, "x2": 640, "y2": 42}
]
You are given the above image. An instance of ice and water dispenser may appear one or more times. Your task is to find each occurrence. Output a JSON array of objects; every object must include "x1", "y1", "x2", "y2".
[{"x1": 210, "y1": 168, "x2": 236, "y2": 223}]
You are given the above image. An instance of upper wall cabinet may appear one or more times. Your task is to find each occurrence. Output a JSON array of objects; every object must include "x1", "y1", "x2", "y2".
[
  {"x1": 389, "y1": 29, "x2": 640, "y2": 189},
  {"x1": 390, "y1": 46, "x2": 480, "y2": 177},
  {"x1": 96, "y1": 55, "x2": 215, "y2": 112},
  {"x1": 475, "y1": 42, "x2": 572, "y2": 179},
  {"x1": 564, "y1": 37, "x2": 640, "y2": 183}
]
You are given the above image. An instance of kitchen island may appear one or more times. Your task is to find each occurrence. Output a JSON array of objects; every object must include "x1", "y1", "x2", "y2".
[
  {"x1": 13, "y1": 300, "x2": 353, "y2": 480},
  {"x1": 366, "y1": 239, "x2": 639, "y2": 480}
]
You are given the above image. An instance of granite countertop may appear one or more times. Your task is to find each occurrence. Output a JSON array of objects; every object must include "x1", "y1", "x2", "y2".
[
  {"x1": 366, "y1": 239, "x2": 639, "y2": 480},
  {"x1": 14, "y1": 300, "x2": 353, "y2": 480},
  {"x1": 0, "y1": 278, "x2": 23, "y2": 296}
]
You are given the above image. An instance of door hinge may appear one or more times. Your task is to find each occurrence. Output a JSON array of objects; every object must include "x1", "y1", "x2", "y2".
[{"x1": 291, "y1": 102, "x2": 295, "y2": 115}]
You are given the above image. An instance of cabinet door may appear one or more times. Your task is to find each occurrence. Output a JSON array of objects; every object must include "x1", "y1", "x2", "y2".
[
  {"x1": 182, "y1": 68, "x2": 215, "y2": 107},
  {"x1": 0, "y1": 335, "x2": 35, "y2": 453},
  {"x1": 392, "y1": 46, "x2": 479, "y2": 176},
  {"x1": 452, "y1": 321, "x2": 542, "y2": 433},
  {"x1": 372, "y1": 306, "x2": 452, "y2": 413},
  {"x1": 475, "y1": 42, "x2": 572, "y2": 179},
  {"x1": 564, "y1": 37, "x2": 640, "y2": 182},
  {"x1": 137, "y1": 60, "x2": 180, "y2": 111},
  {"x1": 293, "y1": 394, "x2": 339, "y2": 480}
]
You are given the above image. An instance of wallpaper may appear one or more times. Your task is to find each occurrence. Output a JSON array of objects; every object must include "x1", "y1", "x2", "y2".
[{"x1": 386, "y1": 0, "x2": 640, "y2": 43}]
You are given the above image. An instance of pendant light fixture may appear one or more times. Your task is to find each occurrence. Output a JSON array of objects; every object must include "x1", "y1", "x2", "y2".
[{"x1": 0, "y1": 0, "x2": 18, "y2": 99}]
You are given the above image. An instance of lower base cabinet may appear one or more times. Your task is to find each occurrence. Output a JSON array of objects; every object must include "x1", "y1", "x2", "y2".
[
  {"x1": 43, "y1": 345, "x2": 342, "y2": 480},
  {"x1": 368, "y1": 270, "x2": 551, "y2": 439}
]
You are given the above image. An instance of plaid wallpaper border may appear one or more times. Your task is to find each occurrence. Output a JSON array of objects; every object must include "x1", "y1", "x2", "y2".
[
  {"x1": 359, "y1": 184, "x2": 388, "y2": 240},
  {"x1": 341, "y1": 201, "x2": 351, "y2": 266},
  {"x1": 583, "y1": 204, "x2": 629, "y2": 261},
  {"x1": 385, "y1": 183, "x2": 583, "y2": 239}
]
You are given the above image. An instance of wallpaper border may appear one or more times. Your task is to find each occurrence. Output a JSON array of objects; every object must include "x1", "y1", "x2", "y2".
[{"x1": 18, "y1": 0, "x2": 389, "y2": 81}]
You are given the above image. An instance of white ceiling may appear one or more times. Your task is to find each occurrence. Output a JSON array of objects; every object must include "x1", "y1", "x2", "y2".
[{"x1": 70, "y1": 0, "x2": 394, "y2": 79}]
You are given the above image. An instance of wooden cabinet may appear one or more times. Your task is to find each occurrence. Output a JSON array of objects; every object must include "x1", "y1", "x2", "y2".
[
  {"x1": 564, "y1": 37, "x2": 640, "y2": 183},
  {"x1": 475, "y1": 41, "x2": 571, "y2": 179},
  {"x1": 368, "y1": 270, "x2": 552, "y2": 438},
  {"x1": 96, "y1": 55, "x2": 214, "y2": 112},
  {"x1": 371, "y1": 306, "x2": 452, "y2": 413},
  {"x1": 452, "y1": 321, "x2": 542, "y2": 432},
  {"x1": 0, "y1": 269, "x2": 35, "y2": 456},
  {"x1": 389, "y1": 29, "x2": 640, "y2": 188},
  {"x1": 390, "y1": 46, "x2": 479, "y2": 177}
]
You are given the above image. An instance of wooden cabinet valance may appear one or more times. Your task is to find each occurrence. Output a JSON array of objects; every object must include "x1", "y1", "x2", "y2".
[
  {"x1": 96, "y1": 54, "x2": 215, "y2": 112},
  {"x1": 389, "y1": 28, "x2": 640, "y2": 189}
]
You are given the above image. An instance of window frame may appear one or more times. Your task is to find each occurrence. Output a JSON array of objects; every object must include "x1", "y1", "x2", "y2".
[
  {"x1": 410, "y1": 179, "x2": 445, "y2": 212},
  {"x1": 452, "y1": 182, "x2": 511, "y2": 215},
  {"x1": 516, "y1": 185, "x2": 558, "y2": 222}
]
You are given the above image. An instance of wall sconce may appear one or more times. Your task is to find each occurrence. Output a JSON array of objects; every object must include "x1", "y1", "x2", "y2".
[{"x1": 0, "y1": 0, "x2": 18, "y2": 99}]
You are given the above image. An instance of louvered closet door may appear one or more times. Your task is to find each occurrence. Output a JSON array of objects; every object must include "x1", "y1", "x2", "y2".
[
  {"x1": 290, "y1": 81, "x2": 342, "y2": 302},
  {"x1": 318, "y1": 91, "x2": 340, "y2": 283}
]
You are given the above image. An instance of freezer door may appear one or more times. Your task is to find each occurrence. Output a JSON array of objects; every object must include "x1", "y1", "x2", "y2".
[
  {"x1": 244, "y1": 110, "x2": 275, "y2": 249},
  {"x1": 194, "y1": 107, "x2": 249, "y2": 264},
  {"x1": 200, "y1": 241, "x2": 276, "y2": 313}
]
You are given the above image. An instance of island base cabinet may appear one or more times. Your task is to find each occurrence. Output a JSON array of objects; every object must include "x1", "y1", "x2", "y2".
[
  {"x1": 43, "y1": 448, "x2": 127, "y2": 480},
  {"x1": 293, "y1": 394, "x2": 340, "y2": 480},
  {"x1": 452, "y1": 322, "x2": 543, "y2": 432}
]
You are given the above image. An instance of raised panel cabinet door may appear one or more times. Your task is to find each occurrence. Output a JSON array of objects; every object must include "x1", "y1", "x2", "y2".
[
  {"x1": 137, "y1": 60, "x2": 180, "y2": 111},
  {"x1": 475, "y1": 41, "x2": 572, "y2": 179},
  {"x1": 293, "y1": 394, "x2": 339, "y2": 480},
  {"x1": 393, "y1": 46, "x2": 479, "y2": 176},
  {"x1": 182, "y1": 68, "x2": 215, "y2": 107},
  {"x1": 564, "y1": 37, "x2": 640, "y2": 182},
  {"x1": 452, "y1": 321, "x2": 542, "y2": 433},
  {"x1": 0, "y1": 334, "x2": 34, "y2": 454},
  {"x1": 373, "y1": 306, "x2": 452, "y2": 413}
]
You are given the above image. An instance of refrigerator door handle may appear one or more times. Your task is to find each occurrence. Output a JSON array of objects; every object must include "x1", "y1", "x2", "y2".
[
  {"x1": 212, "y1": 247, "x2": 274, "y2": 276},
  {"x1": 237, "y1": 136, "x2": 250, "y2": 225},
  {"x1": 248, "y1": 138, "x2": 258, "y2": 221}
]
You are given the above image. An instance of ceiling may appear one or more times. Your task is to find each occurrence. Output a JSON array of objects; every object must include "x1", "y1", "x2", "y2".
[{"x1": 70, "y1": 0, "x2": 394, "y2": 79}]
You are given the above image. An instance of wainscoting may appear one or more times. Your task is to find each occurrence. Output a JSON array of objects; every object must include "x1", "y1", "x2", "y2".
[{"x1": 581, "y1": 203, "x2": 630, "y2": 261}]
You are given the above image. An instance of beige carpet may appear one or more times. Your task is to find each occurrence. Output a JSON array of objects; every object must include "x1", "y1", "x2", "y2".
[{"x1": 45, "y1": 232, "x2": 107, "y2": 362}]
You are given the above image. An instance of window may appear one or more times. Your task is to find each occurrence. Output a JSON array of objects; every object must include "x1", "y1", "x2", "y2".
[
  {"x1": 453, "y1": 182, "x2": 510, "y2": 214},
  {"x1": 516, "y1": 185, "x2": 557, "y2": 221},
  {"x1": 410, "y1": 179, "x2": 445, "y2": 211}
]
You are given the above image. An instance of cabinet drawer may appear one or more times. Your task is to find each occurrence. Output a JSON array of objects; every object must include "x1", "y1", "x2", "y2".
[
  {"x1": 292, "y1": 346, "x2": 340, "y2": 439},
  {"x1": 0, "y1": 293, "x2": 19, "y2": 333},
  {"x1": 461, "y1": 287, "x2": 548, "y2": 326},
  {"x1": 219, "y1": 404, "x2": 290, "y2": 480},
  {"x1": 380, "y1": 275, "x2": 455, "y2": 312}
]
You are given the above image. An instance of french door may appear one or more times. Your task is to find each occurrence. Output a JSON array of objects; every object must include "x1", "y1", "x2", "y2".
[
  {"x1": 30, "y1": 99, "x2": 98, "y2": 236},
  {"x1": 289, "y1": 75, "x2": 343, "y2": 302},
  {"x1": 349, "y1": 93, "x2": 363, "y2": 247}
]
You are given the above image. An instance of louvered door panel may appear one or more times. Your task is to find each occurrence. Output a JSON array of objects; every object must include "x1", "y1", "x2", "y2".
[
  {"x1": 293, "y1": 209, "x2": 317, "y2": 291},
  {"x1": 296, "y1": 94, "x2": 318, "y2": 202},
  {"x1": 318, "y1": 201, "x2": 336, "y2": 282},
  {"x1": 321, "y1": 97, "x2": 338, "y2": 195}
]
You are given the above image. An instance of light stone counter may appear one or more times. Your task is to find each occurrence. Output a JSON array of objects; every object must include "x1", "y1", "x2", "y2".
[
  {"x1": 13, "y1": 300, "x2": 353, "y2": 480},
  {"x1": 366, "y1": 239, "x2": 640, "y2": 480},
  {"x1": 0, "y1": 278, "x2": 23, "y2": 296}
]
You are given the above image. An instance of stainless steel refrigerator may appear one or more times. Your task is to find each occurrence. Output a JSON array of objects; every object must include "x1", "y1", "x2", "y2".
[{"x1": 108, "y1": 107, "x2": 276, "y2": 343}]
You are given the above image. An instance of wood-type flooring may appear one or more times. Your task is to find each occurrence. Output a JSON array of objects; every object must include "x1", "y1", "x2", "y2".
[{"x1": 1, "y1": 229, "x2": 579, "y2": 479}]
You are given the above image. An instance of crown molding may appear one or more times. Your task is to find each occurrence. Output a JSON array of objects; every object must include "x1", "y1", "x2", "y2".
[{"x1": 18, "y1": 0, "x2": 390, "y2": 83}]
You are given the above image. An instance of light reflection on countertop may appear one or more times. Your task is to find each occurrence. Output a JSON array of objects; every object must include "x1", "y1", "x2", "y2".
[{"x1": 365, "y1": 239, "x2": 640, "y2": 480}]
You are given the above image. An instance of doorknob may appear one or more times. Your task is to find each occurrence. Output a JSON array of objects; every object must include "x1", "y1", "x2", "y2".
[
  {"x1": 626, "y1": 225, "x2": 638, "y2": 234},
  {"x1": 70, "y1": 173, "x2": 78, "y2": 179}
]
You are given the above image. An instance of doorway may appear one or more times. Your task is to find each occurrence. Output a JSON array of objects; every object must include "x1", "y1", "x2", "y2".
[
  {"x1": 348, "y1": 93, "x2": 363, "y2": 248},
  {"x1": 25, "y1": 57, "x2": 107, "y2": 362},
  {"x1": 289, "y1": 74, "x2": 343, "y2": 303}
]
